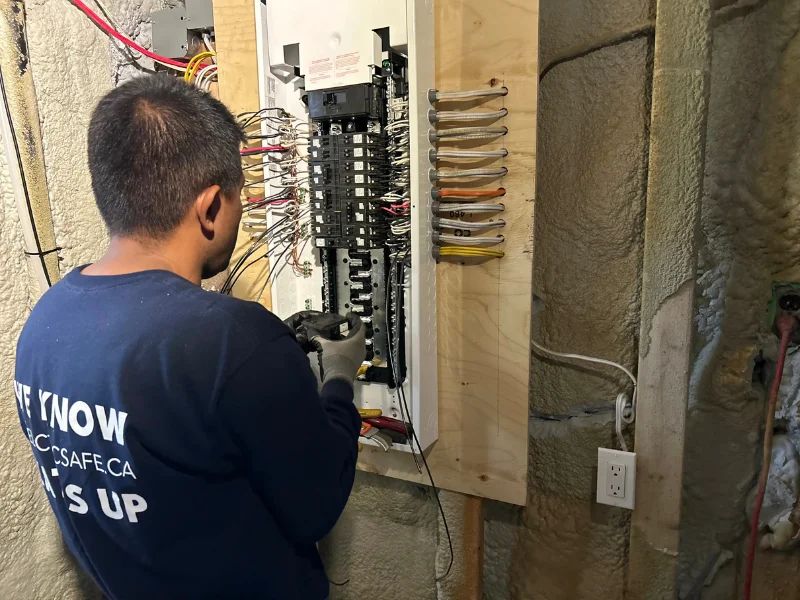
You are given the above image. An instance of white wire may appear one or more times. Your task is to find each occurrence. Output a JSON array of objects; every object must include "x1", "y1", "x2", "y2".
[
  {"x1": 433, "y1": 127, "x2": 507, "y2": 140},
  {"x1": 437, "y1": 203, "x2": 505, "y2": 213},
  {"x1": 437, "y1": 234, "x2": 504, "y2": 246},
  {"x1": 434, "y1": 87, "x2": 508, "y2": 101},
  {"x1": 615, "y1": 393, "x2": 629, "y2": 452},
  {"x1": 531, "y1": 339, "x2": 638, "y2": 449},
  {"x1": 437, "y1": 218, "x2": 505, "y2": 231},
  {"x1": 195, "y1": 65, "x2": 217, "y2": 90},
  {"x1": 433, "y1": 108, "x2": 508, "y2": 122},
  {"x1": 435, "y1": 149, "x2": 508, "y2": 159},
  {"x1": 434, "y1": 167, "x2": 508, "y2": 179},
  {"x1": 386, "y1": 120, "x2": 410, "y2": 130},
  {"x1": 203, "y1": 34, "x2": 217, "y2": 63}
]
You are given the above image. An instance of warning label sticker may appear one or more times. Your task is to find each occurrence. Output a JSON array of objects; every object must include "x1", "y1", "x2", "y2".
[
  {"x1": 335, "y1": 52, "x2": 360, "y2": 78},
  {"x1": 308, "y1": 57, "x2": 333, "y2": 85}
]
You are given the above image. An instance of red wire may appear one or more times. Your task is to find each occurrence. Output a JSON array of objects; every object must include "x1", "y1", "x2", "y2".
[
  {"x1": 69, "y1": 0, "x2": 188, "y2": 69},
  {"x1": 246, "y1": 197, "x2": 291, "y2": 205},
  {"x1": 240, "y1": 146, "x2": 289, "y2": 155},
  {"x1": 744, "y1": 314, "x2": 797, "y2": 600}
]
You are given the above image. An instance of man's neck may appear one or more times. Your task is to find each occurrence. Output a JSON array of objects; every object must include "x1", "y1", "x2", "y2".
[{"x1": 82, "y1": 235, "x2": 202, "y2": 285}]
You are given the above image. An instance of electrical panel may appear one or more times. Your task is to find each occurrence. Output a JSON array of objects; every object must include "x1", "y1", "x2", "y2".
[
  {"x1": 254, "y1": 0, "x2": 438, "y2": 453},
  {"x1": 151, "y1": 0, "x2": 214, "y2": 58}
]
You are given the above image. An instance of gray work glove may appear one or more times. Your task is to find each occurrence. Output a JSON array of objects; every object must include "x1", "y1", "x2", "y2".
[{"x1": 311, "y1": 312, "x2": 366, "y2": 387}]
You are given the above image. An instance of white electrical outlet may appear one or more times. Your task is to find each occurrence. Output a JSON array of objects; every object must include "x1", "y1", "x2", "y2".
[{"x1": 597, "y1": 448, "x2": 636, "y2": 509}]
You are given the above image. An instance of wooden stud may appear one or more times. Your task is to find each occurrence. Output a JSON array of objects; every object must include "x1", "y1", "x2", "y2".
[{"x1": 212, "y1": 0, "x2": 271, "y2": 307}]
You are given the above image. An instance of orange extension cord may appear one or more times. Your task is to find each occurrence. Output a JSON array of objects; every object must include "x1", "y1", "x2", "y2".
[{"x1": 744, "y1": 314, "x2": 798, "y2": 600}]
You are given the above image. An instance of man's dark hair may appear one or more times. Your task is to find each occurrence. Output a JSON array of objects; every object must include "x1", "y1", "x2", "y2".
[{"x1": 88, "y1": 75, "x2": 246, "y2": 238}]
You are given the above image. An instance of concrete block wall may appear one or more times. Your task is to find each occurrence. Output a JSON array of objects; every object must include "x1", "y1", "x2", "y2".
[{"x1": 3, "y1": 0, "x2": 800, "y2": 599}]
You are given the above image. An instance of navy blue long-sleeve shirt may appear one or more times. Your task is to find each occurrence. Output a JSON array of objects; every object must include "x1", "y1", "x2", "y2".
[{"x1": 14, "y1": 267, "x2": 361, "y2": 600}]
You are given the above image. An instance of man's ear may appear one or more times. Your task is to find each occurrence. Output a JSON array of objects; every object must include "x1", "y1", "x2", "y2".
[{"x1": 194, "y1": 185, "x2": 222, "y2": 235}]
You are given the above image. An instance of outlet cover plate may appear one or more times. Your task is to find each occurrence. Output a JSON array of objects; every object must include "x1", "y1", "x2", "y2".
[{"x1": 597, "y1": 448, "x2": 636, "y2": 509}]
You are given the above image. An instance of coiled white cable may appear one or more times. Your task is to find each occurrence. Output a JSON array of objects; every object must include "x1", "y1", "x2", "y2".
[
  {"x1": 432, "y1": 108, "x2": 508, "y2": 122},
  {"x1": 436, "y1": 234, "x2": 504, "y2": 246},
  {"x1": 432, "y1": 87, "x2": 509, "y2": 101},
  {"x1": 437, "y1": 203, "x2": 505, "y2": 213},
  {"x1": 437, "y1": 218, "x2": 506, "y2": 231},
  {"x1": 531, "y1": 339, "x2": 637, "y2": 451},
  {"x1": 434, "y1": 149, "x2": 508, "y2": 160},
  {"x1": 434, "y1": 167, "x2": 508, "y2": 179},
  {"x1": 432, "y1": 126, "x2": 508, "y2": 140}
]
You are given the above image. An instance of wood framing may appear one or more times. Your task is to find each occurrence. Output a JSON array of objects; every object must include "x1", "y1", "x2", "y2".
[
  {"x1": 627, "y1": 0, "x2": 711, "y2": 595},
  {"x1": 357, "y1": 0, "x2": 538, "y2": 505},
  {"x1": 212, "y1": 0, "x2": 271, "y2": 306},
  {"x1": 213, "y1": 0, "x2": 538, "y2": 506}
]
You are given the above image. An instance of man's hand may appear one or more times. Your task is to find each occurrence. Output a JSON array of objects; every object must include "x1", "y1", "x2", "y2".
[{"x1": 311, "y1": 313, "x2": 366, "y2": 387}]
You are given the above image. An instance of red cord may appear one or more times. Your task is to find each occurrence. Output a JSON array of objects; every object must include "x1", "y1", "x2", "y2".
[
  {"x1": 69, "y1": 0, "x2": 188, "y2": 69},
  {"x1": 744, "y1": 314, "x2": 798, "y2": 600}
]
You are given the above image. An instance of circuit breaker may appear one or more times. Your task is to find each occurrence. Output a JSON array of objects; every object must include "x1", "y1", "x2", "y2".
[{"x1": 254, "y1": 0, "x2": 438, "y2": 453}]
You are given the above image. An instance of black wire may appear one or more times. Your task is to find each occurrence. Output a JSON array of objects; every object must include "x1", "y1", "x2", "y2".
[
  {"x1": 223, "y1": 209, "x2": 305, "y2": 294},
  {"x1": 389, "y1": 258, "x2": 454, "y2": 581},
  {"x1": 223, "y1": 242, "x2": 276, "y2": 294},
  {"x1": 221, "y1": 215, "x2": 288, "y2": 293},
  {"x1": 385, "y1": 259, "x2": 420, "y2": 474},
  {"x1": 245, "y1": 171, "x2": 290, "y2": 187}
]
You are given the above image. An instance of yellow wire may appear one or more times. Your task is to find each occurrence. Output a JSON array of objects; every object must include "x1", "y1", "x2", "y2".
[
  {"x1": 185, "y1": 53, "x2": 214, "y2": 83},
  {"x1": 184, "y1": 52, "x2": 214, "y2": 79},
  {"x1": 439, "y1": 247, "x2": 505, "y2": 259},
  {"x1": 184, "y1": 51, "x2": 216, "y2": 83}
]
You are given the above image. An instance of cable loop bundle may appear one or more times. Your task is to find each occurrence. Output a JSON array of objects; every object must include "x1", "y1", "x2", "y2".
[
  {"x1": 436, "y1": 203, "x2": 505, "y2": 214},
  {"x1": 436, "y1": 233, "x2": 504, "y2": 246},
  {"x1": 428, "y1": 87, "x2": 509, "y2": 102},
  {"x1": 431, "y1": 126, "x2": 507, "y2": 141},
  {"x1": 433, "y1": 149, "x2": 508, "y2": 160},
  {"x1": 428, "y1": 88, "x2": 510, "y2": 261},
  {"x1": 433, "y1": 167, "x2": 507, "y2": 180},
  {"x1": 436, "y1": 218, "x2": 505, "y2": 231},
  {"x1": 430, "y1": 108, "x2": 508, "y2": 122}
]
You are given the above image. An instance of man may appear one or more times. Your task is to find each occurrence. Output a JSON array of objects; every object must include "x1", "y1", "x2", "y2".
[{"x1": 14, "y1": 75, "x2": 363, "y2": 599}]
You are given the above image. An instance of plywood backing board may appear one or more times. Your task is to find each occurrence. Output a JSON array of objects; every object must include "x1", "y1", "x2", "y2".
[
  {"x1": 357, "y1": 0, "x2": 538, "y2": 506},
  {"x1": 212, "y1": 0, "x2": 538, "y2": 505},
  {"x1": 212, "y1": 0, "x2": 271, "y2": 307}
]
